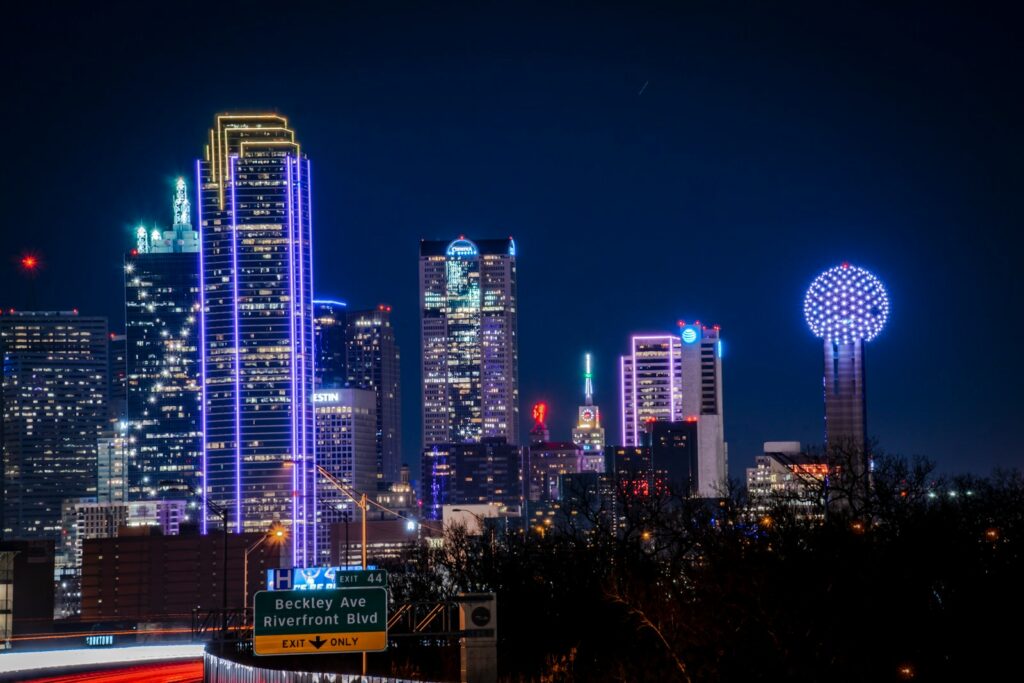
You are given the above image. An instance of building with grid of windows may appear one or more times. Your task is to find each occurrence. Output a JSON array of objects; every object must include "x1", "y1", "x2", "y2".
[
  {"x1": 678, "y1": 323, "x2": 727, "y2": 497},
  {"x1": 313, "y1": 299, "x2": 347, "y2": 388},
  {"x1": 1, "y1": 312, "x2": 108, "y2": 542},
  {"x1": 344, "y1": 306, "x2": 401, "y2": 486},
  {"x1": 313, "y1": 388, "x2": 376, "y2": 563},
  {"x1": 619, "y1": 334, "x2": 683, "y2": 447},
  {"x1": 124, "y1": 178, "x2": 201, "y2": 500},
  {"x1": 419, "y1": 237, "x2": 519, "y2": 450},
  {"x1": 421, "y1": 437, "x2": 522, "y2": 520},
  {"x1": 196, "y1": 113, "x2": 317, "y2": 564}
]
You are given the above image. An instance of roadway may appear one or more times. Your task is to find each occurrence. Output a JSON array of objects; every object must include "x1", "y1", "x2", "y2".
[
  {"x1": 0, "y1": 644, "x2": 204, "y2": 682},
  {"x1": 18, "y1": 660, "x2": 202, "y2": 682}
]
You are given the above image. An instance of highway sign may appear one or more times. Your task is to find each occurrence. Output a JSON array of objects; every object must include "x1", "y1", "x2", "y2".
[
  {"x1": 254, "y1": 587, "x2": 388, "y2": 656},
  {"x1": 267, "y1": 566, "x2": 388, "y2": 591}
]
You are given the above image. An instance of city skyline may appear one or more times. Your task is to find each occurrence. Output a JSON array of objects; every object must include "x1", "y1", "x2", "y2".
[{"x1": 3, "y1": 3, "x2": 1021, "y2": 477}]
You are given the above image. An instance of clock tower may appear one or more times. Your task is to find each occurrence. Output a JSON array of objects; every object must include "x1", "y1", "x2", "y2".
[{"x1": 572, "y1": 353, "x2": 606, "y2": 470}]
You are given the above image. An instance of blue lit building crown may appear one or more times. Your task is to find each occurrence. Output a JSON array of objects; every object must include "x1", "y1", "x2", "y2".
[{"x1": 804, "y1": 263, "x2": 889, "y2": 344}]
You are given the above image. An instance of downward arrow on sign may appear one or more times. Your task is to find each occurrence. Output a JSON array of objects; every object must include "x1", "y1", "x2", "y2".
[{"x1": 310, "y1": 635, "x2": 327, "y2": 649}]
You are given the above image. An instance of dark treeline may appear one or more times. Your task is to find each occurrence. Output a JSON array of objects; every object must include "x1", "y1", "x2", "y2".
[{"x1": 384, "y1": 451, "x2": 1022, "y2": 682}]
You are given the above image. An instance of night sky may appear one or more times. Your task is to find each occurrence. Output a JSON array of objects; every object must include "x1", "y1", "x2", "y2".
[{"x1": 3, "y1": 2, "x2": 1021, "y2": 478}]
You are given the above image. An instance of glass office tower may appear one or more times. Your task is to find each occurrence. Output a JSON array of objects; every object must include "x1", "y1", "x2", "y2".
[
  {"x1": 196, "y1": 114, "x2": 316, "y2": 565},
  {"x1": 124, "y1": 178, "x2": 202, "y2": 499},
  {"x1": 1, "y1": 312, "x2": 108, "y2": 541}
]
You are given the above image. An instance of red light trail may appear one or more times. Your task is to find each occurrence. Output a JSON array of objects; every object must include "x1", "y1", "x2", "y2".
[{"x1": 19, "y1": 660, "x2": 202, "y2": 683}]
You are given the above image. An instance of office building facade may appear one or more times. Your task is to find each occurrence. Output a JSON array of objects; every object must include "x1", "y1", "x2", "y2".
[
  {"x1": 746, "y1": 442, "x2": 827, "y2": 520},
  {"x1": 422, "y1": 437, "x2": 522, "y2": 520},
  {"x1": 108, "y1": 333, "x2": 127, "y2": 420},
  {"x1": 125, "y1": 177, "x2": 201, "y2": 499},
  {"x1": 96, "y1": 428, "x2": 130, "y2": 504},
  {"x1": 678, "y1": 323, "x2": 727, "y2": 497},
  {"x1": 1, "y1": 312, "x2": 108, "y2": 541},
  {"x1": 313, "y1": 299, "x2": 347, "y2": 388},
  {"x1": 420, "y1": 237, "x2": 519, "y2": 448},
  {"x1": 620, "y1": 335, "x2": 683, "y2": 447},
  {"x1": 526, "y1": 441, "x2": 582, "y2": 502},
  {"x1": 314, "y1": 388, "x2": 377, "y2": 562},
  {"x1": 345, "y1": 306, "x2": 402, "y2": 485},
  {"x1": 649, "y1": 419, "x2": 699, "y2": 494},
  {"x1": 197, "y1": 114, "x2": 316, "y2": 564}
]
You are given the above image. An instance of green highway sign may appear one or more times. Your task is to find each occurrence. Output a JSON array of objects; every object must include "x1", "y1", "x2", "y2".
[
  {"x1": 334, "y1": 568, "x2": 388, "y2": 589},
  {"x1": 254, "y1": 587, "x2": 388, "y2": 656}
]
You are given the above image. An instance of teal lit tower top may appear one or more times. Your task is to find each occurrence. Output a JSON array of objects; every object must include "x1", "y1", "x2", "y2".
[
  {"x1": 134, "y1": 177, "x2": 198, "y2": 254},
  {"x1": 173, "y1": 176, "x2": 191, "y2": 228},
  {"x1": 584, "y1": 352, "x2": 594, "y2": 406}
]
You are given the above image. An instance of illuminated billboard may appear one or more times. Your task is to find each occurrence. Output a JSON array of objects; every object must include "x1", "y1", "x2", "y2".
[{"x1": 266, "y1": 565, "x2": 381, "y2": 591}]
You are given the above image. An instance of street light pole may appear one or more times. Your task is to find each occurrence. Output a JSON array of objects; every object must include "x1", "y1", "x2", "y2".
[
  {"x1": 244, "y1": 527, "x2": 285, "y2": 614},
  {"x1": 316, "y1": 466, "x2": 370, "y2": 675}
]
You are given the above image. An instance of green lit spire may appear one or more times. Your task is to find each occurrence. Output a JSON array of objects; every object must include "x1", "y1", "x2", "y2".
[{"x1": 584, "y1": 353, "x2": 593, "y2": 406}]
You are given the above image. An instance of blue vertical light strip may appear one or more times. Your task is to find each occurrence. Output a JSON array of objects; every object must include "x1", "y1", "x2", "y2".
[
  {"x1": 230, "y1": 155, "x2": 242, "y2": 532},
  {"x1": 286, "y1": 156, "x2": 299, "y2": 562},
  {"x1": 306, "y1": 158, "x2": 317, "y2": 563},
  {"x1": 295, "y1": 156, "x2": 308, "y2": 564},
  {"x1": 195, "y1": 159, "x2": 208, "y2": 535}
]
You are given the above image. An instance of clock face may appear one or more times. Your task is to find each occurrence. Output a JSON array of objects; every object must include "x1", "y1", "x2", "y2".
[{"x1": 580, "y1": 408, "x2": 595, "y2": 423}]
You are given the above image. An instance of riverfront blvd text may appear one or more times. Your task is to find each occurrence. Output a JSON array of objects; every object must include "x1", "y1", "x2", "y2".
[{"x1": 261, "y1": 595, "x2": 380, "y2": 628}]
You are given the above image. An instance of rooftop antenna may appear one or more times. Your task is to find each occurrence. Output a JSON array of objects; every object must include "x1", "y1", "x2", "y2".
[{"x1": 584, "y1": 353, "x2": 594, "y2": 406}]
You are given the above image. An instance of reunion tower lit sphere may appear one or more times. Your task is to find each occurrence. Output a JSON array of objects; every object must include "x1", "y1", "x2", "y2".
[{"x1": 804, "y1": 262, "x2": 889, "y2": 344}]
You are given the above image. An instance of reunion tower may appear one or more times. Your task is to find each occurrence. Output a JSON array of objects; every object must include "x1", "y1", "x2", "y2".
[{"x1": 804, "y1": 262, "x2": 889, "y2": 451}]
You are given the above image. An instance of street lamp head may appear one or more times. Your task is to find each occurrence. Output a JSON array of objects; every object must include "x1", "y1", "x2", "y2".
[{"x1": 267, "y1": 522, "x2": 289, "y2": 543}]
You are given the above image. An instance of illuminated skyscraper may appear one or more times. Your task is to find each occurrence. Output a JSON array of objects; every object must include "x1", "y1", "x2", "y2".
[
  {"x1": 1, "y1": 312, "x2": 108, "y2": 541},
  {"x1": 344, "y1": 306, "x2": 401, "y2": 485},
  {"x1": 419, "y1": 237, "x2": 519, "y2": 447},
  {"x1": 804, "y1": 263, "x2": 889, "y2": 450},
  {"x1": 313, "y1": 387, "x2": 377, "y2": 563},
  {"x1": 678, "y1": 322, "x2": 727, "y2": 497},
  {"x1": 619, "y1": 326, "x2": 727, "y2": 497},
  {"x1": 124, "y1": 178, "x2": 201, "y2": 499},
  {"x1": 313, "y1": 299, "x2": 347, "y2": 388},
  {"x1": 620, "y1": 335, "x2": 683, "y2": 447},
  {"x1": 572, "y1": 353, "x2": 605, "y2": 460},
  {"x1": 196, "y1": 114, "x2": 316, "y2": 564},
  {"x1": 313, "y1": 301, "x2": 402, "y2": 486}
]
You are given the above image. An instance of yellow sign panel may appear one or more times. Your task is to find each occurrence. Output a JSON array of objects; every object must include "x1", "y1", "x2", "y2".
[{"x1": 254, "y1": 631, "x2": 388, "y2": 655}]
